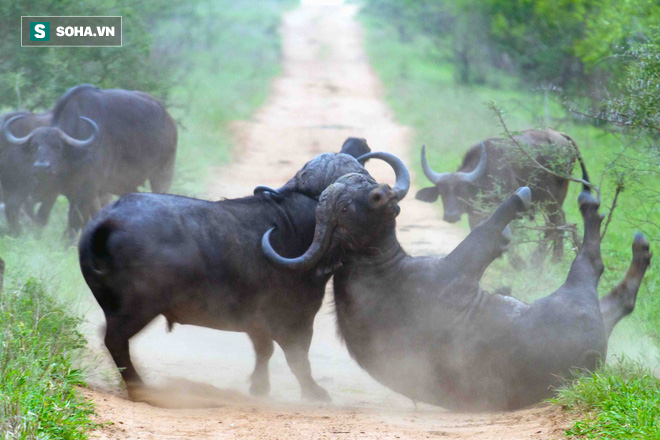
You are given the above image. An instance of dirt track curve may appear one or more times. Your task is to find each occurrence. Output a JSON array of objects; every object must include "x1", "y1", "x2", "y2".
[{"x1": 86, "y1": 5, "x2": 571, "y2": 439}]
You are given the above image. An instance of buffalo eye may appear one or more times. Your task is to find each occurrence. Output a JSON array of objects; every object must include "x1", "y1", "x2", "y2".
[{"x1": 341, "y1": 206, "x2": 348, "y2": 213}]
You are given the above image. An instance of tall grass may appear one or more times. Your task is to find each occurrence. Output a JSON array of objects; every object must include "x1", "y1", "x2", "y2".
[
  {"x1": 552, "y1": 357, "x2": 660, "y2": 439},
  {"x1": 0, "y1": 278, "x2": 97, "y2": 439}
]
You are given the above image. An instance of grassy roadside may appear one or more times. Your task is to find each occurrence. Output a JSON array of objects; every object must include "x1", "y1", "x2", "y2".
[
  {"x1": 360, "y1": 7, "x2": 659, "y2": 439},
  {"x1": 0, "y1": 278, "x2": 97, "y2": 439},
  {"x1": 552, "y1": 358, "x2": 660, "y2": 439},
  {"x1": 0, "y1": 1, "x2": 291, "y2": 437}
]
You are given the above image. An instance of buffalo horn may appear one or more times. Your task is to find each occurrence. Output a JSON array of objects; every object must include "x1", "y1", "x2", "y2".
[
  {"x1": 261, "y1": 220, "x2": 335, "y2": 271},
  {"x1": 2, "y1": 115, "x2": 34, "y2": 146},
  {"x1": 356, "y1": 151, "x2": 410, "y2": 200},
  {"x1": 58, "y1": 116, "x2": 98, "y2": 149}
]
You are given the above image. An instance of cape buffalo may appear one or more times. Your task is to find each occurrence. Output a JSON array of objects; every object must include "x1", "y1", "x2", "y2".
[
  {"x1": 3, "y1": 84, "x2": 177, "y2": 237},
  {"x1": 416, "y1": 129, "x2": 589, "y2": 260},
  {"x1": 79, "y1": 142, "x2": 387, "y2": 402},
  {"x1": 0, "y1": 110, "x2": 56, "y2": 234},
  {"x1": 264, "y1": 164, "x2": 650, "y2": 411}
]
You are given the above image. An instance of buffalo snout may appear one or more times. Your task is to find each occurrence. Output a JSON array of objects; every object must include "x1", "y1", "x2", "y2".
[
  {"x1": 33, "y1": 161, "x2": 52, "y2": 175},
  {"x1": 369, "y1": 184, "x2": 396, "y2": 209}
]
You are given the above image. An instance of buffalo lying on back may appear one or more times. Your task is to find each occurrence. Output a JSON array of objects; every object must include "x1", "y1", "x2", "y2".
[
  {"x1": 3, "y1": 84, "x2": 177, "y2": 237},
  {"x1": 79, "y1": 139, "x2": 388, "y2": 401},
  {"x1": 264, "y1": 163, "x2": 650, "y2": 411},
  {"x1": 417, "y1": 129, "x2": 589, "y2": 260}
]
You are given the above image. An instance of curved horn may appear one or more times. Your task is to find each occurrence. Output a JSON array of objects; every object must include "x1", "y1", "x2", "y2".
[
  {"x1": 357, "y1": 151, "x2": 410, "y2": 200},
  {"x1": 262, "y1": 219, "x2": 335, "y2": 271},
  {"x1": 421, "y1": 145, "x2": 451, "y2": 185},
  {"x1": 58, "y1": 116, "x2": 98, "y2": 149},
  {"x1": 254, "y1": 186, "x2": 282, "y2": 196},
  {"x1": 459, "y1": 142, "x2": 487, "y2": 184},
  {"x1": 2, "y1": 115, "x2": 34, "y2": 146},
  {"x1": 253, "y1": 176, "x2": 298, "y2": 198}
]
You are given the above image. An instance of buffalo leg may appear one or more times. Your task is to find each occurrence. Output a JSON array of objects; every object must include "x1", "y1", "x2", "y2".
[
  {"x1": 35, "y1": 193, "x2": 57, "y2": 227},
  {"x1": 104, "y1": 311, "x2": 156, "y2": 400},
  {"x1": 277, "y1": 333, "x2": 330, "y2": 402},
  {"x1": 443, "y1": 187, "x2": 531, "y2": 280},
  {"x1": 247, "y1": 330, "x2": 274, "y2": 396},
  {"x1": 562, "y1": 191, "x2": 604, "y2": 289},
  {"x1": 149, "y1": 155, "x2": 175, "y2": 193},
  {"x1": 548, "y1": 206, "x2": 567, "y2": 261},
  {"x1": 599, "y1": 234, "x2": 651, "y2": 337},
  {"x1": 4, "y1": 192, "x2": 25, "y2": 235},
  {"x1": 65, "y1": 201, "x2": 85, "y2": 239}
]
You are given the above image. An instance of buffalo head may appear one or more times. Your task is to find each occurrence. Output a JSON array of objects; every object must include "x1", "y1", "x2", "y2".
[
  {"x1": 253, "y1": 137, "x2": 374, "y2": 200},
  {"x1": 261, "y1": 152, "x2": 410, "y2": 270},
  {"x1": 3, "y1": 114, "x2": 98, "y2": 179},
  {"x1": 415, "y1": 143, "x2": 487, "y2": 223},
  {"x1": 340, "y1": 137, "x2": 371, "y2": 158}
]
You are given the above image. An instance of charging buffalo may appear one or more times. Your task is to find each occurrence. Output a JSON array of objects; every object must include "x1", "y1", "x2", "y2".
[
  {"x1": 3, "y1": 84, "x2": 177, "y2": 237},
  {"x1": 79, "y1": 141, "x2": 386, "y2": 402},
  {"x1": 416, "y1": 129, "x2": 589, "y2": 260},
  {"x1": 0, "y1": 110, "x2": 55, "y2": 234},
  {"x1": 264, "y1": 162, "x2": 650, "y2": 411}
]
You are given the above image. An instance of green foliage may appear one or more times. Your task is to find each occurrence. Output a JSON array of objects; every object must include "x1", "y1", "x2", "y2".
[
  {"x1": 0, "y1": 278, "x2": 97, "y2": 439},
  {"x1": 552, "y1": 358, "x2": 660, "y2": 439},
  {"x1": 362, "y1": 0, "x2": 660, "y2": 122},
  {"x1": 0, "y1": 0, "x2": 183, "y2": 110}
]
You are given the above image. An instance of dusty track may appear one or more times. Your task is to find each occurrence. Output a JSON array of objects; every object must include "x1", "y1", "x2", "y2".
[{"x1": 86, "y1": 5, "x2": 570, "y2": 439}]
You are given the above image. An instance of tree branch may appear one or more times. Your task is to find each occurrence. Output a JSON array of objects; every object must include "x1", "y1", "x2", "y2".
[{"x1": 489, "y1": 101, "x2": 600, "y2": 198}]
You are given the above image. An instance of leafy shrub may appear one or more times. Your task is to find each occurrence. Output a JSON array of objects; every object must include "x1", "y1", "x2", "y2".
[{"x1": 0, "y1": 278, "x2": 96, "y2": 439}]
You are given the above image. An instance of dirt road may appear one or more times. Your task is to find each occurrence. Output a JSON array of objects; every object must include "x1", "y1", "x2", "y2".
[{"x1": 86, "y1": 4, "x2": 571, "y2": 439}]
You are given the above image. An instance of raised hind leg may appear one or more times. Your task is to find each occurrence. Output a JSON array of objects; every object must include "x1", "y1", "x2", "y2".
[
  {"x1": 563, "y1": 191, "x2": 604, "y2": 290},
  {"x1": 443, "y1": 187, "x2": 531, "y2": 280},
  {"x1": 599, "y1": 234, "x2": 652, "y2": 337},
  {"x1": 247, "y1": 329, "x2": 275, "y2": 396}
]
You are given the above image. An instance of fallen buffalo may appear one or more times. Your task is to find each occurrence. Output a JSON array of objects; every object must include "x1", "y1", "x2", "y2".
[
  {"x1": 416, "y1": 129, "x2": 589, "y2": 259},
  {"x1": 79, "y1": 141, "x2": 392, "y2": 402},
  {"x1": 263, "y1": 165, "x2": 650, "y2": 411}
]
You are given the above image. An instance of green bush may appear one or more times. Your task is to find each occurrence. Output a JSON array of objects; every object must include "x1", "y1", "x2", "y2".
[
  {"x1": 0, "y1": 278, "x2": 96, "y2": 439},
  {"x1": 552, "y1": 358, "x2": 660, "y2": 439}
]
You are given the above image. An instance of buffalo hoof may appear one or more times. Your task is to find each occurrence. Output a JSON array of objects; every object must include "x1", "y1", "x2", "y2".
[
  {"x1": 303, "y1": 384, "x2": 332, "y2": 402},
  {"x1": 126, "y1": 382, "x2": 149, "y2": 402},
  {"x1": 514, "y1": 187, "x2": 532, "y2": 209},
  {"x1": 632, "y1": 233, "x2": 652, "y2": 267},
  {"x1": 249, "y1": 377, "x2": 271, "y2": 397},
  {"x1": 578, "y1": 190, "x2": 600, "y2": 209}
]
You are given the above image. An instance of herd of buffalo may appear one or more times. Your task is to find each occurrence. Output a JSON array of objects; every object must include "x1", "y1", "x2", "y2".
[{"x1": 2, "y1": 84, "x2": 651, "y2": 411}]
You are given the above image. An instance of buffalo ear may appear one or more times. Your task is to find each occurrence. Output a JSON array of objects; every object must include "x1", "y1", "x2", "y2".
[{"x1": 415, "y1": 186, "x2": 440, "y2": 203}]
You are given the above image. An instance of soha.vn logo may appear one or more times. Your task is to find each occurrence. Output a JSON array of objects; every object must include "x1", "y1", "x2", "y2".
[{"x1": 30, "y1": 22, "x2": 50, "y2": 41}]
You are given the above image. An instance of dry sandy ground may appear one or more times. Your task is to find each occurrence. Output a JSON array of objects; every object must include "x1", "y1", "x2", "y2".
[{"x1": 85, "y1": 4, "x2": 571, "y2": 439}]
